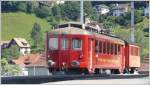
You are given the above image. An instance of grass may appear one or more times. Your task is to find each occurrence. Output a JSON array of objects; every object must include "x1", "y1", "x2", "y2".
[{"x1": 2, "y1": 12, "x2": 52, "y2": 44}]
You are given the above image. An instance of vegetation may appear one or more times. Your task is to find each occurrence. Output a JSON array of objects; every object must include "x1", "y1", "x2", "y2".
[
  {"x1": 2, "y1": 12, "x2": 52, "y2": 45},
  {"x1": 31, "y1": 23, "x2": 43, "y2": 49},
  {"x1": 1, "y1": 45, "x2": 20, "y2": 61},
  {"x1": 1, "y1": 1, "x2": 149, "y2": 58},
  {"x1": 1, "y1": 58, "x2": 22, "y2": 76}
]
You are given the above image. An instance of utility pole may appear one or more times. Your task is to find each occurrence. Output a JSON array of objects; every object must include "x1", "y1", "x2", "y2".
[
  {"x1": 80, "y1": 0, "x2": 84, "y2": 24},
  {"x1": 131, "y1": 1, "x2": 135, "y2": 43}
]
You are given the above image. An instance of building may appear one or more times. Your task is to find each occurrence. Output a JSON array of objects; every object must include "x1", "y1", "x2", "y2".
[
  {"x1": 144, "y1": 6, "x2": 149, "y2": 16},
  {"x1": 112, "y1": 3, "x2": 129, "y2": 16},
  {"x1": 0, "y1": 41, "x2": 9, "y2": 49},
  {"x1": 94, "y1": 4, "x2": 110, "y2": 15},
  {"x1": 1, "y1": 38, "x2": 31, "y2": 55},
  {"x1": 13, "y1": 54, "x2": 50, "y2": 76}
]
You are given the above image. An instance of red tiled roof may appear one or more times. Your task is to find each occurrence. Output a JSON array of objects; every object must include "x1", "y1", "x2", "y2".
[{"x1": 14, "y1": 54, "x2": 48, "y2": 67}]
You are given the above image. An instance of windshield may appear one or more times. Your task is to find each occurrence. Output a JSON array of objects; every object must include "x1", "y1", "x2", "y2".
[{"x1": 49, "y1": 38, "x2": 58, "y2": 50}]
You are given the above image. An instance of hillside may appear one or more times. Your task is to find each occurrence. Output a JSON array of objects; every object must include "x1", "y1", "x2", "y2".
[{"x1": 2, "y1": 12, "x2": 52, "y2": 44}]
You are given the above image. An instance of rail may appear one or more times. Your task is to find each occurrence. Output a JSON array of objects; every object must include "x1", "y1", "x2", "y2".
[{"x1": 2, "y1": 73, "x2": 149, "y2": 84}]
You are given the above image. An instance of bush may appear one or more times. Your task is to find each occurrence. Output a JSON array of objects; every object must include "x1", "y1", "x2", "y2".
[{"x1": 35, "y1": 6, "x2": 50, "y2": 18}]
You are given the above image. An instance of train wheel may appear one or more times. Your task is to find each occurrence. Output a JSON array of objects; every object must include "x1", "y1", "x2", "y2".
[
  {"x1": 94, "y1": 69, "x2": 99, "y2": 74},
  {"x1": 82, "y1": 68, "x2": 89, "y2": 75},
  {"x1": 130, "y1": 68, "x2": 139, "y2": 74},
  {"x1": 105, "y1": 69, "x2": 111, "y2": 75}
]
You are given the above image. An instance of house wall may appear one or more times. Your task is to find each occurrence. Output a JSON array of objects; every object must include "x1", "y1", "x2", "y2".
[
  {"x1": 113, "y1": 10, "x2": 126, "y2": 16},
  {"x1": 144, "y1": 6, "x2": 149, "y2": 16},
  {"x1": 20, "y1": 48, "x2": 30, "y2": 55},
  {"x1": 27, "y1": 67, "x2": 49, "y2": 76},
  {"x1": 100, "y1": 8, "x2": 109, "y2": 14}
]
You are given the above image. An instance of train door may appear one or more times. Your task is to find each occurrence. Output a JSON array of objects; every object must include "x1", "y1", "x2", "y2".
[
  {"x1": 120, "y1": 45, "x2": 125, "y2": 73},
  {"x1": 89, "y1": 38, "x2": 94, "y2": 73}
]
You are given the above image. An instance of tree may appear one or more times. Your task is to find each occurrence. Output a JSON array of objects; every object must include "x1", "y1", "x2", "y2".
[
  {"x1": 1, "y1": 58, "x2": 22, "y2": 76},
  {"x1": 1, "y1": 45, "x2": 20, "y2": 61},
  {"x1": 31, "y1": 23, "x2": 42, "y2": 48},
  {"x1": 84, "y1": 1, "x2": 98, "y2": 21},
  {"x1": 16, "y1": 2, "x2": 27, "y2": 12},
  {"x1": 60, "y1": 1, "x2": 80, "y2": 21},
  {"x1": 1, "y1": 1, "x2": 18, "y2": 12},
  {"x1": 35, "y1": 6, "x2": 51, "y2": 18},
  {"x1": 26, "y1": 2, "x2": 36, "y2": 13},
  {"x1": 134, "y1": 9, "x2": 144, "y2": 24},
  {"x1": 52, "y1": 4, "x2": 62, "y2": 21}
]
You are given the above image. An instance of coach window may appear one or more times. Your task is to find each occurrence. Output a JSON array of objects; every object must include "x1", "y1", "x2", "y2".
[
  {"x1": 99, "y1": 41, "x2": 102, "y2": 54},
  {"x1": 103, "y1": 42, "x2": 106, "y2": 54},
  {"x1": 62, "y1": 38, "x2": 69, "y2": 50},
  {"x1": 114, "y1": 44, "x2": 117, "y2": 55},
  {"x1": 95, "y1": 40, "x2": 98, "y2": 53},
  {"x1": 107, "y1": 42, "x2": 110, "y2": 54},
  {"x1": 111, "y1": 43, "x2": 113, "y2": 55},
  {"x1": 49, "y1": 38, "x2": 58, "y2": 50},
  {"x1": 118, "y1": 45, "x2": 121, "y2": 55},
  {"x1": 72, "y1": 38, "x2": 82, "y2": 50}
]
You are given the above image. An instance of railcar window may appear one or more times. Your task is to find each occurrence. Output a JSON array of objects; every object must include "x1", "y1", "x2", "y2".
[
  {"x1": 70, "y1": 24, "x2": 82, "y2": 29},
  {"x1": 115, "y1": 44, "x2": 117, "y2": 55},
  {"x1": 107, "y1": 42, "x2": 110, "y2": 54},
  {"x1": 103, "y1": 42, "x2": 106, "y2": 54},
  {"x1": 95, "y1": 40, "x2": 98, "y2": 53},
  {"x1": 99, "y1": 41, "x2": 102, "y2": 54},
  {"x1": 72, "y1": 39, "x2": 82, "y2": 50},
  {"x1": 62, "y1": 38, "x2": 69, "y2": 50},
  {"x1": 49, "y1": 38, "x2": 58, "y2": 50},
  {"x1": 111, "y1": 43, "x2": 113, "y2": 55}
]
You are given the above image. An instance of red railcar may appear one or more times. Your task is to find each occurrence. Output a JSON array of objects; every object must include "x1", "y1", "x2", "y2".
[{"x1": 46, "y1": 22, "x2": 140, "y2": 74}]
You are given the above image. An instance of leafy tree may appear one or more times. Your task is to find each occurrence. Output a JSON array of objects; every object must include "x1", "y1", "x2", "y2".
[
  {"x1": 84, "y1": 1, "x2": 98, "y2": 21},
  {"x1": 35, "y1": 6, "x2": 51, "y2": 18},
  {"x1": 134, "y1": 9, "x2": 144, "y2": 24},
  {"x1": 26, "y1": 2, "x2": 36, "y2": 13},
  {"x1": 1, "y1": 45, "x2": 20, "y2": 61},
  {"x1": 16, "y1": 2, "x2": 27, "y2": 12},
  {"x1": 60, "y1": 1, "x2": 80, "y2": 21},
  {"x1": 31, "y1": 23, "x2": 43, "y2": 48},
  {"x1": 1, "y1": 1, "x2": 18, "y2": 12},
  {"x1": 52, "y1": 4, "x2": 62, "y2": 21},
  {"x1": 1, "y1": 59, "x2": 22, "y2": 76}
]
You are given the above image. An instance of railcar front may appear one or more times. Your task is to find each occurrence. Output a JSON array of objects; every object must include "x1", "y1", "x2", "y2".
[{"x1": 46, "y1": 23, "x2": 92, "y2": 74}]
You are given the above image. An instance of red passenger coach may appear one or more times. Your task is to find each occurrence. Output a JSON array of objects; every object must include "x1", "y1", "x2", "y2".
[
  {"x1": 125, "y1": 43, "x2": 140, "y2": 73},
  {"x1": 46, "y1": 22, "x2": 140, "y2": 74}
]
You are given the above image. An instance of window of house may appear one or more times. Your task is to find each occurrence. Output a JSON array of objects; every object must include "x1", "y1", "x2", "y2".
[
  {"x1": 49, "y1": 38, "x2": 58, "y2": 50},
  {"x1": 99, "y1": 41, "x2": 102, "y2": 54},
  {"x1": 62, "y1": 38, "x2": 69, "y2": 50},
  {"x1": 72, "y1": 38, "x2": 82, "y2": 50}
]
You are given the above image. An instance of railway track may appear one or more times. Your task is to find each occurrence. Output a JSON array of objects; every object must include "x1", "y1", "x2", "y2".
[{"x1": 2, "y1": 72, "x2": 149, "y2": 84}]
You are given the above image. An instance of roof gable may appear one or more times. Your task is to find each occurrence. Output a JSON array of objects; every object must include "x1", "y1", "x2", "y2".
[{"x1": 12, "y1": 38, "x2": 30, "y2": 48}]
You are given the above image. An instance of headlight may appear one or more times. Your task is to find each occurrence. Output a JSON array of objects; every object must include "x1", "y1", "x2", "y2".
[
  {"x1": 48, "y1": 60, "x2": 55, "y2": 66},
  {"x1": 71, "y1": 60, "x2": 80, "y2": 67}
]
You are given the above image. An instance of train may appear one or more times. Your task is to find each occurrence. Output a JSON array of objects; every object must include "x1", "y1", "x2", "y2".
[{"x1": 46, "y1": 22, "x2": 140, "y2": 74}]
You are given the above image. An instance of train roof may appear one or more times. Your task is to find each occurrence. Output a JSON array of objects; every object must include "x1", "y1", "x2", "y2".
[
  {"x1": 49, "y1": 27, "x2": 92, "y2": 35},
  {"x1": 49, "y1": 22, "x2": 125, "y2": 45}
]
